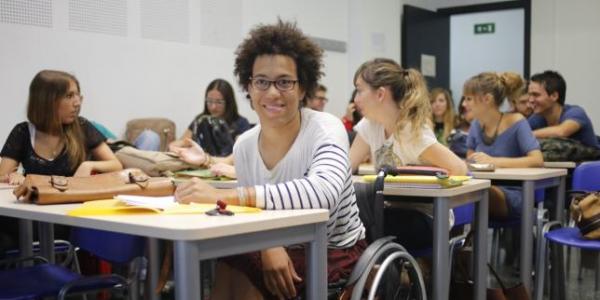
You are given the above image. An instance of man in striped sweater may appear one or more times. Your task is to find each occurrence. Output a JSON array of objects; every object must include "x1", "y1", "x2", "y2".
[{"x1": 174, "y1": 20, "x2": 366, "y2": 299}]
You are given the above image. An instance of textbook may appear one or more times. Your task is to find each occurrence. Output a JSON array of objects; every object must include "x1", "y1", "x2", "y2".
[
  {"x1": 362, "y1": 175, "x2": 471, "y2": 189},
  {"x1": 0, "y1": 183, "x2": 13, "y2": 190},
  {"x1": 67, "y1": 196, "x2": 261, "y2": 217}
]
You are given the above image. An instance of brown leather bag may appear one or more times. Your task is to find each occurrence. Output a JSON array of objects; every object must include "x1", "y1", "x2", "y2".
[
  {"x1": 13, "y1": 169, "x2": 175, "y2": 205},
  {"x1": 125, "y1": 118, "x2": 176, "y2": 151},
  {"x1": 570, "y1": 192, "x2": 600, "y2": 239}
]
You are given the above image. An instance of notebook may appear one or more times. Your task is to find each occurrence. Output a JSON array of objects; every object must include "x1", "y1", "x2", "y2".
[
  {"x1": 362, "y1": 175, "x2": 471, "y2": 189},
  {"x1": 67, "y1": 196, "x2": 261, "y2": 217},
  {"x1": 0, "y1": 183, "x2": 14, "y2": 190}
]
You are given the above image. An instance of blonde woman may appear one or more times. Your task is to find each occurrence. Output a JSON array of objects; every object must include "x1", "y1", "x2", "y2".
[
  {"x1": 430, "y1": 87, "x2": 457, "y2": 145},
  {"x1": 349, "y1": 58, "x2": 466, "y2": 250},
  {"x1": 464, "y1": 72, "x2": 543, "y2": 218}
]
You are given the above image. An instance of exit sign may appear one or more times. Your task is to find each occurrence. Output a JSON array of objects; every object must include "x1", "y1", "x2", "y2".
[{"x1": 474, "y1": 23, "x2": 495, "y2": 34}]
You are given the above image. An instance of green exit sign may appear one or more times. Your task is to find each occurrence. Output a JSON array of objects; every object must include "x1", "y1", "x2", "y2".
[{"x1": 474, "y1": 23, "x2": 495, "y2": 34}]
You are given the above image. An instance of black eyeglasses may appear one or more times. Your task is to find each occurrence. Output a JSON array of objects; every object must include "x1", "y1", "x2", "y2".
[{"x1": 250, "y1": 77, "x2": 298, "y2": 92}]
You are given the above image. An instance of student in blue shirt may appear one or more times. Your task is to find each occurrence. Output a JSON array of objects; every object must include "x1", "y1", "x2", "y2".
[
  {"x1": 528, "y1": 70, "x2": 600, "y2": 149},
  {"x1": 464, "y1": 72, "x2": 544, "y2": 219}
]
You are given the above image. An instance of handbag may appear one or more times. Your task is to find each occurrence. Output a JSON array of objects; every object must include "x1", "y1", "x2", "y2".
[
  {"x1": 569, "y1": 191, "x2": 600, "y2": 239},
  {"x1": 13, "y1": 169, "x2": 175, "y2": 205},
  {"x1": 115, "y1": 146, "x2": 195, "y2": 177}
]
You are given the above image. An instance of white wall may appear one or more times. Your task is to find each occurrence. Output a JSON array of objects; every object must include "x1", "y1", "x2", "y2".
[
  {"x1": 450, "y1": 9, "x2": 524, "y2": 105},
  {"x1": 531, "y1": 0, "x2": 600, "y2": 131},
  {"x1": 0, "y1": 0, "x2": 401, "y2": 142}
]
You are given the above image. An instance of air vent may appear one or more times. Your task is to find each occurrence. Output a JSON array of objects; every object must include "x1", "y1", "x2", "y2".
[
  {"x1": 0, "y1": 0, "x2": 52, "y2": 27},
  {"x1": 69, "y1": 0, "x2": 127, "y2": 36},
  {"x1": 141, "y1": 0, "x2": 189, "y2": 43}
]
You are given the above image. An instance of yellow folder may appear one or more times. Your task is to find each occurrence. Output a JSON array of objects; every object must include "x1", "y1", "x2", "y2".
[
  {"x1": 362, "y1": 175, "x2": 471, "y2": 188},
  {"x1": 67, "y1": 199, "x2": 261, "y2": 217}
]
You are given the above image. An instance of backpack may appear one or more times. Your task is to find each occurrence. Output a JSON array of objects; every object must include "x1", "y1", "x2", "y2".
[
  {"x1": 538, "y1": 137, "x2": 600, "y2": 162},
  {"x1": 191, "y1": 115, "x2": 235, "y2": 157},
  {"x1": 125, "y1": 118, "x2": 176, "y2": 152}
]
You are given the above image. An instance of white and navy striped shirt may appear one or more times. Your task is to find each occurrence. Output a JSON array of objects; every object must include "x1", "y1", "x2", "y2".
[{"x1": 234, "y1": 108, "x2": 365, "y2": 249}]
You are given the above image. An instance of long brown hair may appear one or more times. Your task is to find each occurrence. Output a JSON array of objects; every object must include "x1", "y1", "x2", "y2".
[
  {"x1": 353, "y1": 58, "x2": 431, "y2": 140},
  {"x1": 430, "y1": 87, "x2": 456, "y2": 143},
  {"x1": 27, "y1": 70, "x2": 86, "y2": 171}
]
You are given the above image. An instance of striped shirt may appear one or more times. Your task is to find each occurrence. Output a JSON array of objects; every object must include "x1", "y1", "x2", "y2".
[{"x1": 234, "y1": 108, "x2": 365, "y2": 249}]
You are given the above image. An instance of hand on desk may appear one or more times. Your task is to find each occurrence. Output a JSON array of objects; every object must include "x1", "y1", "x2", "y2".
[
  {"x1": 467, "y1": 152, "x2": 496, "y2": 165},
  {"x1": 1, "y1": 172, "x2": 24, "y2": 185},
  {"x1": 175, "y1": 177, "x2": 220, "y2": 204},
  {"x1": 210, "y1": 162, "x2": 236, "y2": 179},
  {"x1": 261, "y1": 247, "x2": 302, "y2": 299}
]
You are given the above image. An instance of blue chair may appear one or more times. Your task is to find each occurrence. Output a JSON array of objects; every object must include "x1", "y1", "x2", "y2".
[
  {"x1": 0, "y1": 228, "x2": 146, "y2": 300},
  {"x1": 534, "y1": 161, "x2": 600, "y2": 300}
]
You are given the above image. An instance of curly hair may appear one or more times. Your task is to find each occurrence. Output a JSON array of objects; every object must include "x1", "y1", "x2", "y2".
[
  {"x1": 234, "y1": 19, "x2": 323, "y2": 100},
  {"x1": 353, "y1": 58, "x2": 431, "y2": 141}
]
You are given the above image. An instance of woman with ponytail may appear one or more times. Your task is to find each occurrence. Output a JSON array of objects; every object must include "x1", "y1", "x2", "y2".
[
  {"x1": 464, "y1": 72, "x2": 543, "y2": 219},
  {"x1": 349, "y1": 58, "x2": 467, "y2": 251}
]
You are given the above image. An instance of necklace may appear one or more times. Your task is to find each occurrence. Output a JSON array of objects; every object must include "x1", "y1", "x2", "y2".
[{"x1": 481, "y1": 113, "x2": 504, "y2": 146}]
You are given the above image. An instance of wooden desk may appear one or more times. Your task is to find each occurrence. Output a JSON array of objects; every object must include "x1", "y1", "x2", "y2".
[
  {"x1": 0, "y1": 191, "x2": 329, "y2": 300},
  {"x1": 470, "y1": 168, "x2": 567, "y2": 293},
  {"x1": 354, "y1": 177, "x2": 491, "y2": 300}
]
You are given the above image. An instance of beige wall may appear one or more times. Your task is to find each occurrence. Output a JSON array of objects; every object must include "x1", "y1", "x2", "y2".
[{"x1": 531, "y1": 0, "x2": 600, "y2": 130}]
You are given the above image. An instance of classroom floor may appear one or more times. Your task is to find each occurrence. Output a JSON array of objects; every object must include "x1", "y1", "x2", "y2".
[{"x1": 494, "y1": 229, "x2": 600, "y2": 300}]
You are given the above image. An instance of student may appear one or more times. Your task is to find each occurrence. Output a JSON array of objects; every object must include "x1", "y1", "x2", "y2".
[
  {"x1": 169, "y1": 78, "x2": 252, "y2": 156},
  {"x1": 348, "y1": 58, "x2": 467, "y2": 250},
  {"x1": 172, "y1": 20, "x2": 366, "y2": 299},
  {"x1": 0, "y1": 70, "x2": 122, "y2": 254},
  {"x1": 304, "y1": 84, "x2": 328, "y2": 111},
  {"x1": 507, "y1": 79, "x2": 533, "y2": 118},
  {"x1": 447, "y1": 96, "x2": 473, "y2": 158},
  {"x1": 528, "y1": 70, "x2": 600, "y2": 149},
  {"x1": 341, "y1": 89, "x2": 363, "y2": 144},
  {"x1": 464, "y1": 72, "x2": 543, "y2": 219},
  {"x1": 430, "y1": 87, "x2": 456, "y2": 145},
  {"x1": 0, "y1": 70, "x2": 122, "y2": 182}
]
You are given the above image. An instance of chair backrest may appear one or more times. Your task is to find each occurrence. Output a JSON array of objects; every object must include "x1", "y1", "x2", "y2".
[
  {"x1": 353, "y1": 181, "x2": 378, "y2": 243},
  {"x1": 125, "y1": 118, "x2": 176, "y2": 151},
  {"x1": 70, "y1": 228, "x2": 145, "y2": 265},
  {"x1": 572, "y1": 161, "x2": 600, "y2": 191},
  {"x1": 453, "y1": 202, "x2": 474, "y2": 227}
]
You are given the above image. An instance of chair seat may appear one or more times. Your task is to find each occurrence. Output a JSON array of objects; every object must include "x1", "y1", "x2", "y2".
[
  {"x1": 0, "y1": 264, "x2": 81, "y2": 299},
  {"x1": 0, "y1": 263, "x2": 125, "y2": 300},
  {"x1": 545, "y1": 227, "x2": 600, "y2": 251}
]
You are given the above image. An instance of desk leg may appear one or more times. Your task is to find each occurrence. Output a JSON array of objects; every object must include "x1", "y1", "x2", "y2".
[
  {"x1": 474, "y1": 189, "x2": 489, "y2": 300},
  {"x1": 554, "y1": 176, "x2": 566, "y2": 222},
  {"x1": 306, "y1": 223, "x2": 327, "y2": 300},
  {"x1": 174, "y1": 241, "x2": 200, "y2": 300},
  {"x1": 433, "y1": 198, "x2": 450, "y2": 300},
  {"x1": 18, "y1": 219, "x2": 33, "y2": 258},
  {"x1": 147, "y1": 238, "x2": 160, "y2": 300},
  {"x1": 521, "y1": 181, "x2": 535, "y2": 294},
  {"x1": 38, "y1": 222, "x2": 54, "y2": 263}
]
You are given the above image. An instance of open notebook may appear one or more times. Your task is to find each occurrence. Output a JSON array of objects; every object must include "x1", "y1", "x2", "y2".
[
  {"x1": 67, "y1": 195, "x2": 261, "y2": 216},
  {"x1": 362, "y1": 175, "x2": 471, "y2": 189}
]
